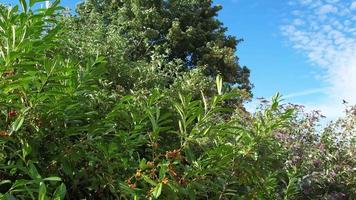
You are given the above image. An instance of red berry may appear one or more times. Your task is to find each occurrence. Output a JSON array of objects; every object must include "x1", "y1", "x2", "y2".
[{"x1": 8, "y1": 110, "x2": 17, "y2": 118}]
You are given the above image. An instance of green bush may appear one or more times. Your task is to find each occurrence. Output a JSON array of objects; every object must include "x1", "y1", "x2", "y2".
[{"x1": 0, "y1": 1, "x2": 354, "y2": 199}]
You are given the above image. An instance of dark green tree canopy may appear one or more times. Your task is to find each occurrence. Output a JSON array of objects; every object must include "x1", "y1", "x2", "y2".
[{"x1": 67, "y1": 0, "x2": 252, "y2": 92}]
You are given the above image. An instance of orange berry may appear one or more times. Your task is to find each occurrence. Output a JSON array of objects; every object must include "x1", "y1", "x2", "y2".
[
  {"x1": 147, "y1": 161, "x2": 155, "y2": 168},
  {"x1": 135, "y1": 169, "x2": 142, "y2": 178},
  {"x1": 0, "y1": 131, "x2": 9, "y2": 137},
  {"x1": 162, "y1": 177, "x2": 169, "y2": 184}
]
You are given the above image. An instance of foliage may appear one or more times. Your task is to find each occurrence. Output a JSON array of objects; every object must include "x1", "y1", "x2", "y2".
[
  {"x1": 0, "y1": 1, "x2": 354, "y2": 200},
  {"x1": 280, "y1": 104, "x2": 356, "y2": 200},
  {"x1": 59, "y1": 0, "x2": 252, "y2": 95}
]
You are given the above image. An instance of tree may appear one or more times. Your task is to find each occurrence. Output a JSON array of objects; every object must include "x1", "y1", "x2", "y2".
[{"x1": 61, "y1": 0, "x2": 252, "y2": 93}]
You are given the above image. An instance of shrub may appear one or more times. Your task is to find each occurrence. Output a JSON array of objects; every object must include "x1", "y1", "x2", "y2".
[{"x1": 0, "y1": 1, "x2": 354, "y2": 199}]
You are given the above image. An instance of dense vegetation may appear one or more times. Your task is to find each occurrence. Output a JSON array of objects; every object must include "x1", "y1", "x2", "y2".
[{"x1": 0, "y1": 0, "x2": 354, "y2": 199}]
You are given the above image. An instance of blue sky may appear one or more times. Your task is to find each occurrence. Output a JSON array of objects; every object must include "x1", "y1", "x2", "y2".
[
  {"x1": 214, "y1": 0, "x2": 356, "y2": 119},
  {"x1": 214, "y1": 0, "x2": 327, "y2": 100},
  {"x1": 2, "y1": 0, "x2": 356, "y2": 119}
]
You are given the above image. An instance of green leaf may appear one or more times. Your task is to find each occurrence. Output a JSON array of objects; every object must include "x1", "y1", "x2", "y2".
[
  {"x1": 28, "y1": 163, "x2": 42, "y2": 181},
  {"x1": 216, "y1": 75, "x2": 223, "y2": 95},
  {"x1": 29, "y1": 0, "x2": 47, "y2": 7},
  {"x1": 159, "y1": 163, "x2": 168, "y2": 180},
  {"x1": 139, "y1": 158, "x2": 147, "y2": 170},
  {"x1": 20, "y1": 0, "x2": 28, "y2": 12},
  {"x1": 10, "y1": 180, "x2": 33, "y2": 190},
  {"x1": 22, "y1": 140, "x2": 32, "y2": 160},
  {"x1": 53, "y1": 183, "x2": 66, "y2": 200},
  {"x1": 152, "y1": 183, "x2": 163, "y2": 199},
  {"x1": 10, "y1": 115, "x2": 25, "y2": 135},
  {"x1": 43, "y1": 177, "x2": 61, "y2": 182},
  {"x1": 38, "y1": 182, "x2": 47, "y2": 200},
  {"x1": 0, "y1": 180, "x2": 11, "y2": 186},
  {"x1": 142, "y1": 175, "x2": 157, "y2": 186},
  {"x1": 3, "y1": 194, "x2": 17, "y2": 200}
]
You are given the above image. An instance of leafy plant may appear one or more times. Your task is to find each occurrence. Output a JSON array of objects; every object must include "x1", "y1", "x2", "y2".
[{"x1": 0, "y1": 1, "x2": 354, "y2": 200}]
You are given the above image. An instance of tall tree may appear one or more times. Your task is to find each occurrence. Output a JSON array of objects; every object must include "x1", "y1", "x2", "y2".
[{"x1": 62, "y1": 0, "x2": 252, "y2": 93}]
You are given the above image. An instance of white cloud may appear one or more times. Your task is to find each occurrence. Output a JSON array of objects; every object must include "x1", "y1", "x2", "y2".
[
  {"x1": 351, "y1": 2, "x2": 356, "y2": 10},
  {"x1": 283, "y1": 88, "x2": 328, "y2": 99},
  {"x1": 281, "y1": 0, "x2": 356, "y2": 119},
  {"x1": 293, "y1": 18, "x2": 305, "y2": 26},
  {"x1": 318, "y1": 4, "x2": 338, "y2": 15}
]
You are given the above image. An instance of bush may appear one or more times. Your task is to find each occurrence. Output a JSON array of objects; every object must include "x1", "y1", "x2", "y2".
[{"x1": 0, "y1": 1, "x2": 354, "y2": 199}]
